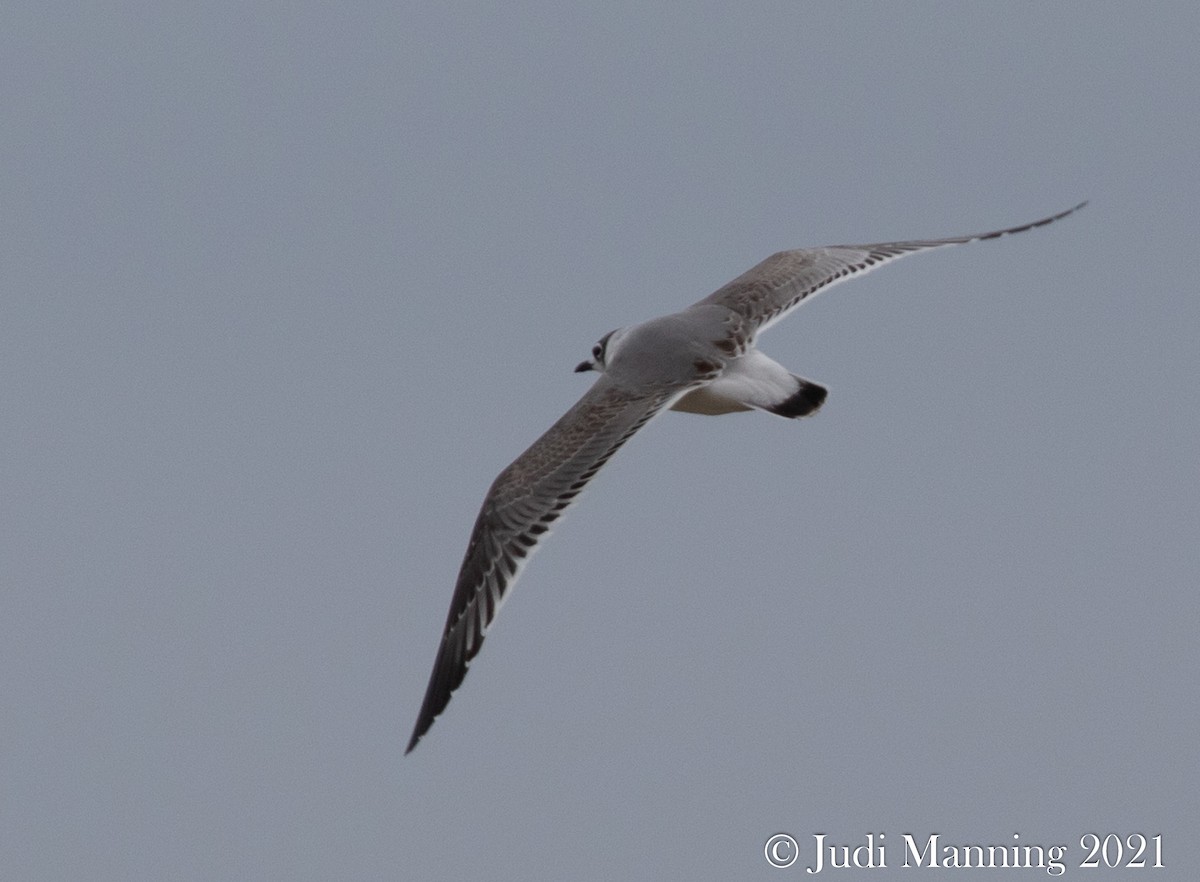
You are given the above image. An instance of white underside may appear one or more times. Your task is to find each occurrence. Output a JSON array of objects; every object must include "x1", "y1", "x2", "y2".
[{"x1": 670, "y1": 349, "x2": 799, "y2": 415}]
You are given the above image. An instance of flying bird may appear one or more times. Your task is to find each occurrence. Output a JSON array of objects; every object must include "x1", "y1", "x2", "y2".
[{"x1": 406, "y1": 202, "x2": 1086, "y2": 753}]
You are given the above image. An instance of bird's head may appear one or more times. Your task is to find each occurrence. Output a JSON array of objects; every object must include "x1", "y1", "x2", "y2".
[{"x1": 575, "y1": 329, "x2": 620, "y2": 374}]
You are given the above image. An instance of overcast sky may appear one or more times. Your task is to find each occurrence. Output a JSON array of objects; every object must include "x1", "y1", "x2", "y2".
[{"x1": 3, "y1": 2, "x2": 1197, "y2": 879}]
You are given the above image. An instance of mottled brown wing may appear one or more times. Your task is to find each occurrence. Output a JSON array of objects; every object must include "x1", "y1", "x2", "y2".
[
  {"x1": 696, "y1": 203, "x2": 1086, "y2": 333},
  {"x1": 406, "y1": 377, "x2": 679, "y2": 753}
]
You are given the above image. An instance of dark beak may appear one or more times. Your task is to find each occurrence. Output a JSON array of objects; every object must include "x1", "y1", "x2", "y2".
[{"x1": 574, "y1": 360, "x2": 594, "y2": 373}]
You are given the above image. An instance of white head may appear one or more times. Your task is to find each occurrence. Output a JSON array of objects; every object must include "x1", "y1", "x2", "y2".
[{"x1": 574, "y1": 329, "x2": 622, "y2": 374}]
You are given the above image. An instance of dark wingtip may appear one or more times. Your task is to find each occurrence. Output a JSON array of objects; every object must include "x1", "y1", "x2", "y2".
[
  {"x1": 405, "y1": 695, "x2": 443, "y2": 756},
  {"x1": 405, "y1": 709, "x2": 432, "y2": 755},
  {"x1": 1042, "y1": 200, "x2": 1089, "y2": 225},
  {"x1": 405, "y1": 625, "x2": 484, "y2": 755},
  {"x1": 404, "y1": 675, "x2": 448, "y2": 756}
]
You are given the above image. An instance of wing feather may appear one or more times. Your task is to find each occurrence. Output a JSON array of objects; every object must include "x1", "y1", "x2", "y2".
[
  {"x1": 697, "y1": 202, "x2": 1086, "y2": 333},
  {"x1": 406, "y1": 377, "x2": 677, "y2": 753}
]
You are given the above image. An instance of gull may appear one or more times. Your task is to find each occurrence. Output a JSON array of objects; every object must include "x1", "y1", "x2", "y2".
[{"x1": 406, "y1": 202, "x2": 1085, "y2": 753}]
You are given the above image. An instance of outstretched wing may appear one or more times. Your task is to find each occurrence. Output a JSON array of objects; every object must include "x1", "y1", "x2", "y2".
[
  {"x1": 696, "y1": 202, "x2": 1086, "y2": 333},
  {"x1": 406, "y1": 376, "x2": 680, "y2": 753}
]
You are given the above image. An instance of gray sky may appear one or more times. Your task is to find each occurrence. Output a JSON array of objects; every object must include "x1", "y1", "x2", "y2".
[{"x1": 3, "y1": 2, "x2": 1197, "y2": 879}]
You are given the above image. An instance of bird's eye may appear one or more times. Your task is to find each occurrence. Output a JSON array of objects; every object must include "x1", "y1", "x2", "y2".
[{"x1": 592, "y1": 343, "x2": 603, "y2": 360}]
